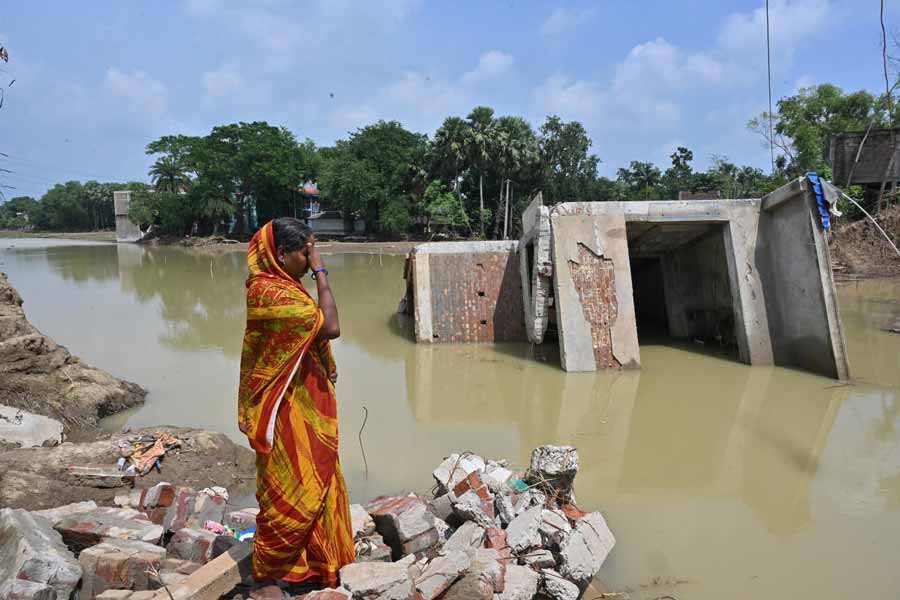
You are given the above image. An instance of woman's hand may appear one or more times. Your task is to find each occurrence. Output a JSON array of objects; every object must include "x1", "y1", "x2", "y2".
[{"x1": 307, "y1": 241, "x2": 325, "y2": 273}]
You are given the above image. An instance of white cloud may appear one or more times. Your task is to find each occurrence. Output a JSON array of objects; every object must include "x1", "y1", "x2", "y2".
[
  {"x1": 540, "y1": 7, "x2": 594, "y2": 36},
  {"x1": 104, "y1": 67, "x2": 167, "y2": 116},
  {"x1": 461, "y1": 50, "x2": 514, "y2": 85},
  {"x1": 717, "y1": 0, "x2": 832, "y2": 60},
  {"x1": 203, "y1": 64, "x2": 244, "y2": 97}
]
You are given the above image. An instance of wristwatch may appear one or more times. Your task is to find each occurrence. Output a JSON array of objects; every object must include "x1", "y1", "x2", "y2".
[{"x1": 311, "y1": 268, "x2": 328, "y2": 280}]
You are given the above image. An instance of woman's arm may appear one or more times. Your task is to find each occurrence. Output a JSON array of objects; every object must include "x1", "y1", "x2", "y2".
[{"x1": 308, "y1": 243, "x2": 340, "y2": 340}]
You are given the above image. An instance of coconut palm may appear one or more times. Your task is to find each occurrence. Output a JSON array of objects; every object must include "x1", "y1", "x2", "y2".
[{"x1": 149, "y1": 156, "x2": 191, "y2": 193}]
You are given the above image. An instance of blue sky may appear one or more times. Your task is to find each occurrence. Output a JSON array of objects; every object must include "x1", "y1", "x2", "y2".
[{"x1": 2, "y1": 0, "x2": 897, "y2": 199}]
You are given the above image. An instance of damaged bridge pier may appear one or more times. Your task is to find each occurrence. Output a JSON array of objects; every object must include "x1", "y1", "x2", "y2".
[{"x1": 404, "y1": 177, "x2": 850, "y2": 380}]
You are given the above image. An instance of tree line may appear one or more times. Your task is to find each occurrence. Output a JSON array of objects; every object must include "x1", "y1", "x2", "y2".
[{"x1": 2, "y1": 82, "x2": 897, "y2": 237}]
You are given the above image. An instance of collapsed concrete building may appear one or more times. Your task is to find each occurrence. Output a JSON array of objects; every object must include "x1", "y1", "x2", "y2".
[{"x1": 403, "y1": 177, "x2": 850, "y2": 380}]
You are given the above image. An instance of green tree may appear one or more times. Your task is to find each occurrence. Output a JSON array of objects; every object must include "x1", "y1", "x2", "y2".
[
  {"x1": 149, "y1": 156, "x2": 191, "y2": 193},
  {"x1": 0, "y1": 196, "x2": 38, "y2": 229},
  {"x1": 616, "y1": 161, "x2": 662, "y2": 200},
  {"x1": 749, "y1": 84, "x2": 879, "y2": 176},
  {"x1": 465, "y1": 106, "x2": 496, "y2": 235},
  {"x1": 662, "y1": 147, "x2": 694, "y2": 197},
  {"x1": 422, "y1": 180, "x2": 470, "y2": 232},
  {"x1": 318, "y1": 120, "x2": 427, "y2": 236},
  {"x1": 539, "y1": 115, "x2": 600, "y2": 204}
]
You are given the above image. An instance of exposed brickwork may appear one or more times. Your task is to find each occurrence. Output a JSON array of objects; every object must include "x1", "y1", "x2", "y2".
[
  {"x1": 427, "y1": 252, "x2": 525, "y2": 343},
  {"x1": 568, "y1": 244, "x2": 622, "y2": 369}
]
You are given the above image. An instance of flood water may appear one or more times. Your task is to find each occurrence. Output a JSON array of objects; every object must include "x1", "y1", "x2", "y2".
[{"x1": 2, "y1": 238, "x2": 900, "y2": 599}]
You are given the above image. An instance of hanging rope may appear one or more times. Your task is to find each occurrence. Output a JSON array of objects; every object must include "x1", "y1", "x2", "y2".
[{"x1": 766, "y1": 0, "x2": 776, "y2": 175}]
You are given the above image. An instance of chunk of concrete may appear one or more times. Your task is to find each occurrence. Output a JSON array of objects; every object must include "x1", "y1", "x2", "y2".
[
  {"x1": 354, "y1": 534, "x2": 392, "y2": 563},
  {"x1": 495, "y1": 565, "x2": 539, "y2": 600},
  {"x1": 166, "y1": 527, "x2": 217, "y2": 564},
  {"x1": 452, "y1": 490, "x2": 495, "y2": 527},
  {"x1": 339, "y1": 561, "x2": 411, "y2": 599},
  {"x1": 558, "y1": 511, "x2": 616, "y2": 584},
  {"x1": 504, "y1": 505, "x2": 542, "y2": 553},
  {"x1": 149, "y1": 542, "x2": 253, "y2": 600},
  {"x1": 78, "y1": 538, "x2": 166, "y2": 597},
  {"x1": 365, "y1": 495, "x2": 438, "y2": 558},
  {"x1": 539, "y1": 509, "x2": 572, "y2": 547},
  {"x1": 0, "y1": 578, "x2": 57, "y2": 600},
  {"x1": 530, "y1": 446, "x2": 579, "y2": 486},
  {"x1": 413, "y1": 549, "x2": 471, "y2": 600},
  {"x1": 439, "y1": 572, "x2": 493, "y2": 600},
  {"x1": 0, "y1": 405, "x2": 63, "y2": 448},
  {"x1": 520, "y1": 548, "x2": 556, "y2": 569},
  {"x1": 443, "y1": 521, "x2": 485, "y2": 551},
  {"x1": 32, "y1": 500, "x2": 98, "y2": 526},
  {"x1": 432, "y1": 453, "x2": 486, "y2": 493},
  {"x1": 349, "y1": 504, "x2": 375, "y2": 539},
  {"x1": 188, "y1": 493, "x2": 227, "y2": 528},
  {"x1": 54, "y1": 507, "x2": 163, "y2": 551},
  {"x1": 223, "y1": 507, "x2": 258, "y2": 532},
  {"x1": 494, "y1": 494, "x2": 517, "y2": 526},
  {"x1": 541, "y1": 569, "x2": 580, "y2": 600},
  {"x1": 0, "y1": 508, "x2": 82, "y2": 600},
  {"x1": 467, "y1": 547, "x2": 505, "y2": 594}
]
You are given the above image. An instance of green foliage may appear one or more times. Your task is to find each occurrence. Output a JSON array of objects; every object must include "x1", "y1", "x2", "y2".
[
  {"x1": 539, "y1": 115, "x2": 600, "y2": 203},
  {"x1": 423, "y1": 180, "x2": 469, "y2": 231},
  {"x1": 749, "y1": 84, "x2": 881, "y2": 176},
  {"x1": 0, "y1": 196, "x2": 38, "y2": 229},
  {"x1": 378, "y1": 198, "x2": 413, "y2": 235},
  {"x1": 319, "y1": 120, "x2": 428, "y2": 235}
]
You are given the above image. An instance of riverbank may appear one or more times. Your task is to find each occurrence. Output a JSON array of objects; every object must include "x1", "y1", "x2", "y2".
[{"x1": 0, "y1": 230, "x2": 117, "y2": 242}]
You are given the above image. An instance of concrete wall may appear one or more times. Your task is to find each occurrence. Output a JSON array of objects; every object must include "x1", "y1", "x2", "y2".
[
  {"x1": 113, "y1": 191, "x2": 143, "y2": 243},
  {"x1": 756, "y1": 179, "x2": 850, "y2": 380},
  {"x1": 550, "y1": 213, "x2": 640, "y2": 371},
  {"x1": 411, "y1": 241, "x2": 526, "y2": 343},
  {"x1": 660, "y1": 230, "x2": 736, "y2": 347},
  {"x1": 519, "y1": 193, "x2": 553, "y2": 344}
]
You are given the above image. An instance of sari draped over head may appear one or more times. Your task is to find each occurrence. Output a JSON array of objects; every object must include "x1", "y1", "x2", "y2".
[{"x1": 238, "y1": 221, "x2": 354, "y2": 584}]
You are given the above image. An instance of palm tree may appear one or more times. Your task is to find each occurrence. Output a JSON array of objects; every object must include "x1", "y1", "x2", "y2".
[
  {"x1": 466, "y1": 106, "x2": 496, "y2": 237},
  {"x1": 149, "y1": 156, "x2": 191, "y2": 193}
]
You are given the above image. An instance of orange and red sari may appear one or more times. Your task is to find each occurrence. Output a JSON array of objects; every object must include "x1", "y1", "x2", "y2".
[{"x1": 238, "y1": 222, "x2": 354, "y2": 585}]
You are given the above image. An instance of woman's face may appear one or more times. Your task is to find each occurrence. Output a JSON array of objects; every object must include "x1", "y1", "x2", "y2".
[{"x1": 278, "y1": 237, "x2": 314, "y2": 281}]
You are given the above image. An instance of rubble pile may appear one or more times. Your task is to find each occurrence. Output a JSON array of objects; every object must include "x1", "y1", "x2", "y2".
[
  {"x1": 0, "y1": 481, "x2": 260, "y2": 600},
  {"x1": 0, "y1": 444, "x2": 614, "y2": 600},
  {"x1": 323, "y1": 444, "x2": 615, "y2": 600}
]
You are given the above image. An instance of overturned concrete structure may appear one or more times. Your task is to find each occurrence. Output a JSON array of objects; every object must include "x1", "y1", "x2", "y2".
[{"x1": 405, "y1": 178, "x2": 850, "y2": 380}]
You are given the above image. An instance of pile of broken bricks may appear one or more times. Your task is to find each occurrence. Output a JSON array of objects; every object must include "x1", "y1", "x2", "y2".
[
  {"x1": 305, "y1": 444, "x2": 615, "y2": 600},
  {"x1": 0, "y1": 444, "x2": 614, "y2": 600},
  {"x1": 0, "y1": 482, "x2": 259, "y2": 600}
]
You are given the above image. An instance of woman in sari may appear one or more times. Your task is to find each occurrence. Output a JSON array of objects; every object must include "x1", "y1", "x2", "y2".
[{"x1": 238, "y1": 218, "x2": 354, "y2": 598}]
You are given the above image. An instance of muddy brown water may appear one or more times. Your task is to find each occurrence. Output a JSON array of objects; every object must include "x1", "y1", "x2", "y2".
[{"x1": 2, "y1": 238, "x2": 900, "y2": 599}]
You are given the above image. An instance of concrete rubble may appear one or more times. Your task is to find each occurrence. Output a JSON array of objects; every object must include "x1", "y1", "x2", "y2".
[
  {"x1": 324, "y1": 444, "x2": 613, "y2": 600},
  {"x1": 0, "y1": 444, "x2": 612, "y2": 599}
]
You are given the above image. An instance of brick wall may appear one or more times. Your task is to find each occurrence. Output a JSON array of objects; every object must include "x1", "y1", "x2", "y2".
[{"x1": 568, "y1": 243, "x2": 622, "y2": 369}]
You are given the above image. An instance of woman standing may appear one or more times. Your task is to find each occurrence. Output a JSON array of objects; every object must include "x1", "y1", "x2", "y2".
[{"x1": 238, "y1": 218, "x2": 354, "y2": 597}]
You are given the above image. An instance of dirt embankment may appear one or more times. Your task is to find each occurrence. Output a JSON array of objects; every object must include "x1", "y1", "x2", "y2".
[
  {"x1": 830, "y1": 205, "x2": 900, "y2": 278},
  {"x1": 0, "y1": 426, "x2": 256, "y2": 509},
  {"x1": 0, "y1": 272, "x2": 146, "y2": 433}
]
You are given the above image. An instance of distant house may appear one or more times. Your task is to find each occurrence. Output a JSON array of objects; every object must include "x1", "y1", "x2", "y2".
[
  {"x1": 306, "y1": 210, "x2": 366, "y2": 238},
  {"x1": 298, "y1": 184, "x2": 322, "y2": 217}
]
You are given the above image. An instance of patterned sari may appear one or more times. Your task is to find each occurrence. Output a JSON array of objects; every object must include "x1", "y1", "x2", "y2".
[{"x1": 238, "y1": 222, "x2": 354, "y2": 585}]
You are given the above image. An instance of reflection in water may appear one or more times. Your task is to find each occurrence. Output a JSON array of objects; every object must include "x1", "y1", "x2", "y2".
[{"x1": 2, "y1": 239, "x2": 900, "y2": 600}]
